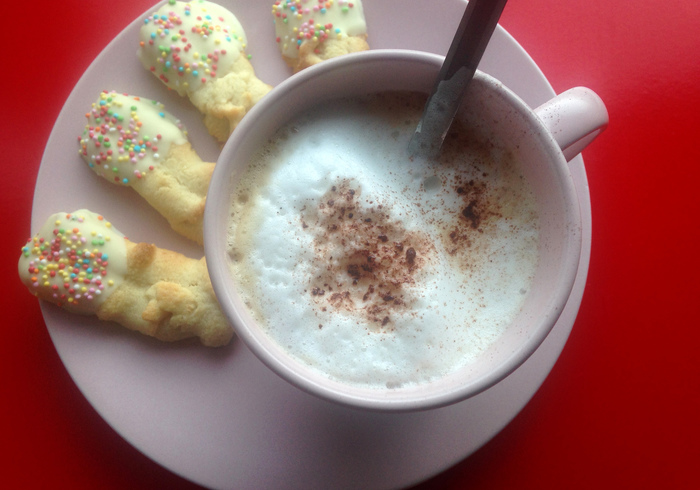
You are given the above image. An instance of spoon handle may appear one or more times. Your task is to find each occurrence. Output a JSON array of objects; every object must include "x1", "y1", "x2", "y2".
[
  {"x1": 409, "y1": 0, "x2": 508, "y2": 158},
  {"x1": 445, "y1": 0, "x2": 509, "y2": 79}
]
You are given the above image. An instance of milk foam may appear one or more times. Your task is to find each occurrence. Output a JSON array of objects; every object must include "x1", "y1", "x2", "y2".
[{"x1": 227, "y1": 93, "x2": 539, "y2": 388}]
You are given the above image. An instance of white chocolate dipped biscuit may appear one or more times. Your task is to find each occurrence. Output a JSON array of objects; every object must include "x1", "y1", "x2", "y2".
[
  {"x1": 79, "y1": 90, "x2": 213, "y2": 244},
  {"x1": 19, "y1": 210, "x2": 127, "y2": 315},
  {"x1": 138, "y1": 0, "x2": 272, "y2": 142},
  {"x1": 272, "y1": 0, "x2": 369, "y2": 72},
  {"x1": 19, "y1": 209, "x2": 233, "y2": 347}
]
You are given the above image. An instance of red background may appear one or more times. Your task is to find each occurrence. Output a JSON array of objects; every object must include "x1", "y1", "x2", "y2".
[{"x1": 2, "y1": 1, "x2": 698, "y2": 488}]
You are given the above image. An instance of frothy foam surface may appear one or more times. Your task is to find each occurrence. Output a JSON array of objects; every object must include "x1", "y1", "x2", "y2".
[{"x1": 227, "y1": 93, "x2": 540, "y2": 389}]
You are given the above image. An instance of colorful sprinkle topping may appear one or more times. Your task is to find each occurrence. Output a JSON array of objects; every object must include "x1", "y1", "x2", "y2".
[
  {"x1": 138, "y1": 0, "x2": 248, "y2": 95},
  {"x1": 18, "y1": 210, "x2": 128, "y2": 315},
  {"x1": 272, "y1": 0, "x2": 366, "y2": 59},
  {"x1": 78, "y1": 91, "x2": 188, "y2": 186}
]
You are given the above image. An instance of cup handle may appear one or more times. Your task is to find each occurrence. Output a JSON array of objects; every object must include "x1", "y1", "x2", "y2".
[{"x1": 534, "y1": 87, "x2": 609, "y2": 162}]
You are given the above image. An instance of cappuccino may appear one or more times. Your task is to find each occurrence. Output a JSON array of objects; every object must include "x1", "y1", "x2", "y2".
[{"x1": 226, "y1": 92, "x2": 539, "y2": 389}]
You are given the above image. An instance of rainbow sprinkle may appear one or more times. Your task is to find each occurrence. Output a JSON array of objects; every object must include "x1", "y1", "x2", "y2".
[
  {"x1": 138, "y1": 0, "x2": 247, "y2": 95},
  {"x1": 19, "y1": 212, "x2": 125, "y2": 313},
  {"x1": 78, "y1": 91, "x2": 187, "y2": 186},
  {"x1": 272, "y1": 0, "x2": 362, "y2": 53}
]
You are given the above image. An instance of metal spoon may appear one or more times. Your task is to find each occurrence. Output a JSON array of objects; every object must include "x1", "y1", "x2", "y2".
[{"x1": 408, "y1": 0, "x2": 509, "y2": 158}]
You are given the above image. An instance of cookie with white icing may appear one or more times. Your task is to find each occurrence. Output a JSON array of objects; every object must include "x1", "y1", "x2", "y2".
[
  {"x1": 272, "y1": 0, "x2": 369, "y2": 72},
  {"x1": 19, "y1": 209, "x2": 232, "y2": 347},
  {"x1": 79, "y1": 90, "x2": 212, "y2": 244},
  {"x1": 137, "y1": 0, "x2": 272, "y2": 142}
]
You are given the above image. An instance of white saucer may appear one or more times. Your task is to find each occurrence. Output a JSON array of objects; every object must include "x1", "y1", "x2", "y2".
[{"x1": 33, "y1": 1, "x2": 591, "y2": 488}]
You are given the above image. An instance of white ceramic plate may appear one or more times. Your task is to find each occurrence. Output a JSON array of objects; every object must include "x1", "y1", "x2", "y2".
[{"x1": 32, "y1": 1, "x2": 591, "y2": 488}]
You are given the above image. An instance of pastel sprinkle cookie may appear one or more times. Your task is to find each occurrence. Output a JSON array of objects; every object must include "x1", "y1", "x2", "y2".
[
  {"x1": 78, "y1": 90, "x2": 214, "y2": 244},
  {"x1": 138, "y1": 0, "x2": 247, "y2": 97},
  {"x1": 272, "y1": 0, "x2": 368, "y2": 72},
  {"x1": 18, "y1": 210, "x2": 127, "y2": 315},
  {"x1": 79, "y1": 91, "x2": 188, "y2": 186},
  {"x1": 19, "y1": 210, "x2": 233, "y2": 346},
  {"x1": 137, "y1": 0, "x2": 273, "y2": 142}
]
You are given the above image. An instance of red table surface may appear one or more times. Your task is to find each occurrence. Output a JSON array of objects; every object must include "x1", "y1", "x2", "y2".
[{"x1": 2, "y1": 1, "x2": 699, "y2": 488}]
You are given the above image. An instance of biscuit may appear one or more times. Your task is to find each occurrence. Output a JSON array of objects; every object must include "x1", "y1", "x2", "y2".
[
  {"x1": 138, "y1": 0, "x2": 272, "y2": 142},
  {"x1": 272, "y1": 0, "x2": 369, "y2": 73},
  {"x1": 18, "y1": 210, "x2": 233, "y2": 347},
  {"x1": 79, "y1": 91, "x2": 212, "y2": 244}
]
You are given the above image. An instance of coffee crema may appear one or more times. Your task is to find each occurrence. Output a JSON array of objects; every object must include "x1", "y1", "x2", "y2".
[{"x1": 226, "y1": 92, "x2": 540, "y2": 389}]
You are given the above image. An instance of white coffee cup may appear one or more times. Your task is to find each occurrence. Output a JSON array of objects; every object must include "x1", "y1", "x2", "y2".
[{"x1": 204, "y1": 49, "x2": 607, "y2": 412}]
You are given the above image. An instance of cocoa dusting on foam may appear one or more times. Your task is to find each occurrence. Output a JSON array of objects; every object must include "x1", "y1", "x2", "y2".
[
  {"x1": 444, "y1": 176, "x2": 498, "y2": 257},
  {"x1": 431, "y1": 119, "x2": 517, "y2": 265},
  {"x1": 301, "y1": 179, "x2": 436, "y2": 332}
]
